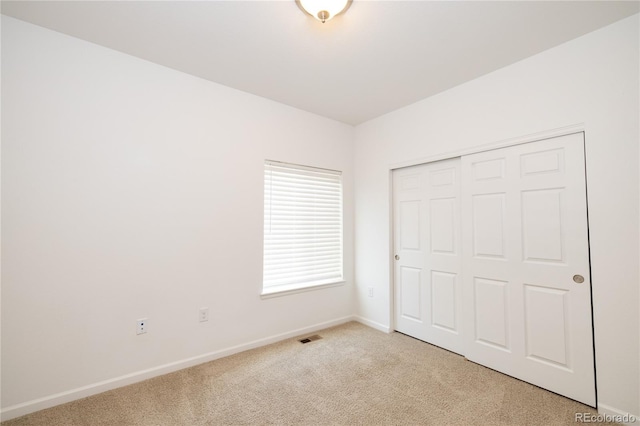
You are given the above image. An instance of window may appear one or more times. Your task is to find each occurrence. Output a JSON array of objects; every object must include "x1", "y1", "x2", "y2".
[{"x1": 263, "y1": 160, "x2": 343, "y2": 295}]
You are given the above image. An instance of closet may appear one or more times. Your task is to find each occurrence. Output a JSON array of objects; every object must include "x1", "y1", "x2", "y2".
[{"x1": 393, "y1": 132, "x2": 595, "y2": 406}]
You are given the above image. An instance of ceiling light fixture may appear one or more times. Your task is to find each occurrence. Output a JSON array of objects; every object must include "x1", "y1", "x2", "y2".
[{"x1": 297, "y1": 0, "x2": 352, "y2": 23}]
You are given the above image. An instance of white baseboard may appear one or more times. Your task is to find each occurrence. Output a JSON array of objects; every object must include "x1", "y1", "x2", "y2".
[
  {"x1": 353, "y1": 315, "x2": 392, "y2": 333},
  {"x1": 597, "y1": 404, "x2": 639, "y2": 425},
  {"x1": 6, "y1": 316, "x2": 634, "y2": 423},
  {"x1": 0, "y1": 315, "x2": 355, "y2": 422}
]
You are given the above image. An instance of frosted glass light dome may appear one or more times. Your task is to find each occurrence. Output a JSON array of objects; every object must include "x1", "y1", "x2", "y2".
[{"x1": 298, "y1": 0, "x2": 351, "y2": 23}]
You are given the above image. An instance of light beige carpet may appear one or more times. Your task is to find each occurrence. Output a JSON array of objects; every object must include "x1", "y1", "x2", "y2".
[{"x1": 3, "y1": 321, "x2": 613, "y2": 425}]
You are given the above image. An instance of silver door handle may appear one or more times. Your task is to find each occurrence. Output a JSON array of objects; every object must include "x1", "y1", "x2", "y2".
[
  {"x1": 573, "y1": 275, "x2": 584, "y2": 284},
  {"x1": 395, "y1": 255, "x2": 400, "y2": 260}
]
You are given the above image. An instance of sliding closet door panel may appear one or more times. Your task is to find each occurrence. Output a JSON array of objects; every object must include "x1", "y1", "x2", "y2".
[
  {"x1": 461, "y1": 132, "x2": 595, "y2": 406},
  {"x1": 393, "y1": 158, "x2": 463, "y2": 355}
]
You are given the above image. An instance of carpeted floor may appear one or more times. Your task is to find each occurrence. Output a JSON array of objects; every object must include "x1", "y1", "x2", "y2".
[{"x1": 3, "y1": 321, "x2": 613, "y2": 425}]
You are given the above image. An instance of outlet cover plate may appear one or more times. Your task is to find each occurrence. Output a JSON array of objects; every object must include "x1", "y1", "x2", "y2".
[
  {"x1": 136, "y1": 318, "x2": 148, "y2": 335},
  {"x1": 199, "y1": 307, "x2": 209, "y2": 322}
]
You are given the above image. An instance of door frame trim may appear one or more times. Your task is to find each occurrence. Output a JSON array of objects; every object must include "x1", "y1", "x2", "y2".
[{"x1": 389, "y1": 123, "x2": 585, "y2": 171}]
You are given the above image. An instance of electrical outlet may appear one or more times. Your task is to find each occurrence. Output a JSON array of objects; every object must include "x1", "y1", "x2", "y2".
[
  {"x1": 199, "y1": 307, "x2": 209, "y2": 322},
  {"x1": 136, "y1": 318, "x2": 148, "y2": 335},
  {"x1": 368, "y1": 287, "x2": 374, "y2": 297}
]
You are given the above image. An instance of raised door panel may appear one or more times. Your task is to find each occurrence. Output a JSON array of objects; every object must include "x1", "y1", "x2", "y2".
[
  {"x1": 400, "y1": 267, "x2": 422, "y2": 321},
  {"x1": 430, "y1": 198, "x2": 456, "y2": 255},
  {"x1": 524, "y1": 284, "x2": 570, "y2": 369},
  {"x1": 521, "y1": 189, "x2": 564, "y2": 264},
  {"x1": 472, "y1": 158, "x2": 505, "y2": 182},
  {"x1": 472, "y1": 194, "x2": 506, "y2": 259},
  {"x1": 429, "y1": 168, "x2": 456, "y2": 187},
  {"x1": 399, "y1": 201, "x2": 421, "y2": 251},
  {"x1": 473, "y1": 277, "x2": 510, "y2": 351},
  {"x1": 520, "y1": 148, "x2": 564, "y2": 177},
  {"x1": 400, "y1": 173, "x2": 421, "y2": 190},
  {"x1": 431, "y1": 271, "x2": 458, "y2": 333}
]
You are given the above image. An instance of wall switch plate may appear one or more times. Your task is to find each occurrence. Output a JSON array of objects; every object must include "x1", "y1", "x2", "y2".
[
  {"x1": 368, "y1": 287, "x2": 374, "y2": 297},
  {"x1": 199, "y1": 307, "x2": 209, "y2": 322},
  {"x1": 136, "y1": 318, "x2": 148, "y2": 335}
]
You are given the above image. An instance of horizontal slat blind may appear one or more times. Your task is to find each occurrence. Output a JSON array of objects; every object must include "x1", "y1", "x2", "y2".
[{"x1": 264, "y1": 161, "x2": 343, "y2": 291}]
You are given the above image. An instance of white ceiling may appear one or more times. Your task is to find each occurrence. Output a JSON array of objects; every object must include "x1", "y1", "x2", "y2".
[{"x1": 2, "y1": 1, "x2": 638, "y2": 125}]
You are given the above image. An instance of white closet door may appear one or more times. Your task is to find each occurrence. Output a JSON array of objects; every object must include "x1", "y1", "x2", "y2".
[
  {"x1": 394, "y1": 158, "x2": 463, "y2": 355},
  {"x1": 461, "y1": 132, "x2": 595, "y2": 406}
]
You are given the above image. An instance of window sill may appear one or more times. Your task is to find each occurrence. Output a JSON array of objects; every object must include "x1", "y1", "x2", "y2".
[{"x1": 260, "y1": 280, "x2": 345, "y2": 299}]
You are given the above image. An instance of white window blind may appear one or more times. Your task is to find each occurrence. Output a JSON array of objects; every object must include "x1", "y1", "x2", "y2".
[{"x1": 263, "y1": 161, "x2": 343, "y2": 293}]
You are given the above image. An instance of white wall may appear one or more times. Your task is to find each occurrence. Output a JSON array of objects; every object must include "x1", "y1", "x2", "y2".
[
  {"x1": 354, "y1": 14, "x2": 639, "y2": 418},
  {"x1": 1, "y1": 16, "x2": 354, "y2": 417}
]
